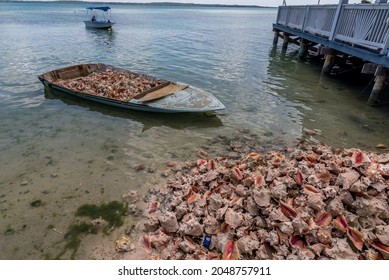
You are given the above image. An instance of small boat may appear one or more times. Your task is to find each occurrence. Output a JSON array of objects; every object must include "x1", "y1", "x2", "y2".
[
  {"x1": 84, "y1": 6, "x2": 114, "y2": 30},
  {"x1": 38, "y1": 64, "x2": 226, "y2": 113}
]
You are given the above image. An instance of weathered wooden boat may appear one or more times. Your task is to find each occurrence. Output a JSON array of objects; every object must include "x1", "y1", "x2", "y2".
[
  {"x1": 38, "y1": 64, "x2": 225, "y2": 113},
  {"x1": 84, "y1": 6, "x2": 115, "y2": 30}
]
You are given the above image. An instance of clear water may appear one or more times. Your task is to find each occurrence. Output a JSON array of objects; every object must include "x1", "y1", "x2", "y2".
[{"x1": 1, "y1": 2, "x2": 388, "y2": 259}]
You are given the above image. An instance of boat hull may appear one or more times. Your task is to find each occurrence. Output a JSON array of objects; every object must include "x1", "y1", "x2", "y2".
[
  {"x1": 38, "y1": 64, "x2": 225, "y2": 113},
  {"x1": 84, "y1": 21, "x2": 114, "y2": 29}
]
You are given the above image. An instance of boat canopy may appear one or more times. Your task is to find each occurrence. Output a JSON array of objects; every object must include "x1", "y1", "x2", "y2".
[{"x1": 86, "y1": 6, "x2": 111, "y2": 11}]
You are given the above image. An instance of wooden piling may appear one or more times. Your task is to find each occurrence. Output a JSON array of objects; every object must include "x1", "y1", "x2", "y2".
[
  {"x1": 282, "y1": 33, "x2": 289, "y2": 51},
  {"x1": 368, "y1": 65, "x2": 386, "y2": 105},
  {"x1": 298, "y1": 39, "x2": 308, "y2": 59},
  {"x1": 273, "y1": 29, "x2": 279, "y2": 45},
  {"x1": 321, "y1": 48, "x2": 335, "y2": 74}
]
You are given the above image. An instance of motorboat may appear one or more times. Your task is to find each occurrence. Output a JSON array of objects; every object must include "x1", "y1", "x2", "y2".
[{"x1": 84, "y1": 6, "x2": 114, "y2": 30}]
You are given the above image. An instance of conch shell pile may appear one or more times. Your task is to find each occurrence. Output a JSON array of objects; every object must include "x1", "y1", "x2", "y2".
[
  {"x1": 141, "y1": 142, "x2": 389, "y2": 260},
  {"x1": 57, "y1": 69, "x2": 164, "y2": 101}
]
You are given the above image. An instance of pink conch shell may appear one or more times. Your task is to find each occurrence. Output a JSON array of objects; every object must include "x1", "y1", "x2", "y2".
[
  {"x1": 224, "y1": 208, "x2": 244, "y2": 229},
  {"x1": 158, "y1": 211, "x2": 179, "y2": 233},
  {"x1": 290, "y1": 235, "x2": 305, "y2": 250},
  {"x1": 305, "y1": 154, "x2": 317, "y2": 163},
  {"x1": 254, "y1": 175, "x2": 264, "y2": 188},
  {"x1": 207, "y1": 159, "x2": 217, "y2": 171},
  {"x1": 303, "y1": 184, "x2": 320, "y2": 194},
  {"x1": 197, "y1": 159, "x2": 207, "y2": 167},
  {"x1": 370, "y1": 239, "x2": 389, "y2": 256},
  {"x1": 208, "y1": 252, "x2": 221, "y2": 260},
  {"x1": 280, "y1": 201, "x2": 297, "y2": 219},
  {"x1": 352, "y1": 150, "x2": 366, "y2": 165},
  {"x1": 346, "y1": 227, "x2": 364, "y2": 251},
  {"x1": 185, "y1": 189, "x2": 199, "y2": 204},
  {"x1": 148, "y1": 201, "x2": 160, "y2": 214},
  {"x1": 232, "y1": 167, "x2": 243, "y2": 181},
  {"x1": 223, "y1": 241, "x2": 239, "y2": 260},
  {"x1": 179, "y1": 236, "x2": 197, "y2": 253},
  {"x1": 333, "y1": 215, "x2": 348, "y2": 233},
  {"x1": 247, "y1": 152, "x2": 261, "y2": 161},
  {"x1": 142, "y1": 234, "x2": 152, "y2": 254},
  {"x1": 197, "y1": 149, "x2": 208, "y2": 159},
  {"x1": 367, "y1": 249, "x2": 383, "y2": 260},
  {"x1": 315, "y1": 212, "x2": 332, "y2": 227},
  {"x1": 294, "y1": 171, "x2": 303, "y2": 186}
]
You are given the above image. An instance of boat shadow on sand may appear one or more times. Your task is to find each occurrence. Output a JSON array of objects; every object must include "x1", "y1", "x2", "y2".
[{"x1": 44, "y1": 87, "x2": 224, "y2": 132}]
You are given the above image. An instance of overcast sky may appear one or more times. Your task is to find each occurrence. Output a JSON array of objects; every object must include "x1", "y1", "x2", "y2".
[{"x1": 83, "y1": 1, "x2": 366, "y2": 7}]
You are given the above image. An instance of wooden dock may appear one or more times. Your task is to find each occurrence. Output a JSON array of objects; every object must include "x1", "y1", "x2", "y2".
[{"x1": 272, "y1": 0, "x2": 389, "y2": 105}]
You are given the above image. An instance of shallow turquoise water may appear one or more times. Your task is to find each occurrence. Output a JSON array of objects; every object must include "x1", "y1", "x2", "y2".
[{"x1": 0, "y1": 2, "x2": 389, "y2": 259}]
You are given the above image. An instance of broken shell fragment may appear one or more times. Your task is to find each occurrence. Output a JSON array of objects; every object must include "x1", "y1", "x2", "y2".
[{"x1": 223, "y1": 241, "x2": 239, "y2": 260}]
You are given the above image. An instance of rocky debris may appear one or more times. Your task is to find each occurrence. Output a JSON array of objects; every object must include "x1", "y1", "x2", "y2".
[
  {"x1": 122, "y1": 190, "x2": 140, "y2": 204},
  {"x1": 115, "y1": 235, "x2": 135, "y2": 252}
]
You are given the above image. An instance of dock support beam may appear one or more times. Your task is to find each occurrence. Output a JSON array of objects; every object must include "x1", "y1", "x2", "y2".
[{"x1": 368, "y1": 65, "x2": 386, "y2": 105}]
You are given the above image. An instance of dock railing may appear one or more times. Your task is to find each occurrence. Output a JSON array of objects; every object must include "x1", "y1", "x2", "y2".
[{"x1": 276, "y1": 4, "x2": 389, "y2": 55}]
